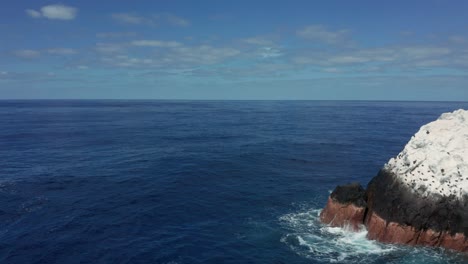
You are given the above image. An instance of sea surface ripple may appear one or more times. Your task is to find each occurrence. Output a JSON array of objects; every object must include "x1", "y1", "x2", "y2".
[{"x1": 1, "y1": 100, "x2": 468, "y2": 263}]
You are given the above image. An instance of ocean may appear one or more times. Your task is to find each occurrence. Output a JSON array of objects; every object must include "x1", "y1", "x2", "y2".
[{"x1": 1, "y1": 100, "x2": 468, "y2": 264}]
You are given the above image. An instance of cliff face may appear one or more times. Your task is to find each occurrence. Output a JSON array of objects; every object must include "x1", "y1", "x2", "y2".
[{"x1": 320, "y1": 109, "x2": 468, "y2": 252}]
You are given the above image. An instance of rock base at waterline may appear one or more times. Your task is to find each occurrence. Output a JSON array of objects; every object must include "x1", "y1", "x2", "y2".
[
  {"x1": 319, "y1": 183, "x2": 366, "y2": 231},
  {"x1": 321, "y1": 177, "x2": 468, "y2": 252}
]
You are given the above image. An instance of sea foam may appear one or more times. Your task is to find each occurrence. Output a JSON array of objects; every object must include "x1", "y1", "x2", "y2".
[{"x1": 279, "y1": 209, "x2": 396, "y2": 263}]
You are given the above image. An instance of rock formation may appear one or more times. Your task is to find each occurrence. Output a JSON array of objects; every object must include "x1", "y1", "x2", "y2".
[{"x1": 320, "y1": 109, "x2": 468, "y2": 252}]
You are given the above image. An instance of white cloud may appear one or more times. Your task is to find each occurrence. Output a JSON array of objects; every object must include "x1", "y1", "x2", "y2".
[
  {"x1": 26, "y1": 4, "x2": 78, "y2": 20},
  {"x1": 25, "y1": 9, "x2": 41, "y2": 18},
  {"x1": 100, "y1": 55, "x2": 154, "y2": 68},
  {"x1": 131, "y1": 40, "x2": 182, "y2": 48},
  {"x1": 47, "y1": 48, "x2": 77, "y2": 55},
  {"x1": 42, "y1": 5, "x2": 77, "y2": 20},
  {"x1": 13, "y1": 49, "x2": 41, "y2": 59},
  {"x1": 449, "y1": 36, "x2": 467, "y2": 44},
  {"x1": 259, "y1": 47, "x2": 282, "y2": 59},
  {"x1": 11, "y1": 48, "x2": 76, "y2": 60},
  {"x1": 290, "y1": 44, "x2": 462, "y2": 73},
  {"x1": 322, "y1": 67, "x2": 341, "y2": 73},
  {"x1": 111, "y1": 13, "x2": 146, "y2": 24},
  {"x1": 400, "y1": 47, "x2": 451, "y2": 58},
  {"x1": 164, "y1": 14, "x2": 190, "y2": 27},
  {"x1": 95, "y1": 43, "x2": 124, "y2": 53},
  {"x1": 99, "y1": 43, "x2": 241, "y2": 69},
  {"x1": 242, "y1": 37, "x2": 275, "y2": 46},
  {"x1": 0, "y1": 71, "x2": 63, "y2": 81},
  {"x1": 96, "y1": 32, "x2": 137, "y2": 38},
  {"x1": 170, "y1": 45, "x2": 240, "y2": 65},
  {"x1": 297, "y1": 25, "x2": 349, "y2": 44},
  {"x1": 186, "y1": 62, "x2": 296, "y2": 79},
  {"x1": 328, "y1": 55, "x2": 370, "y2": 64},
  {"x1": 291, "y1": 53, "x2": 327, "y2": 65},
  {"x1": 111, "y1": 12, "x2": 190, "y2": 27}
]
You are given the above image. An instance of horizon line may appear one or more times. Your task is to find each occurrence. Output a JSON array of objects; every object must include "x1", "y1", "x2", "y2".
[{"x1": 0, "y1": 99, "x2": 467, "y2": 103}]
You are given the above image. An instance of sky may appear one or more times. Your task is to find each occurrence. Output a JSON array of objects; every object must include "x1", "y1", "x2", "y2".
[{"x1": 1, "y1": 0, "x2": 468, "y2": 100}]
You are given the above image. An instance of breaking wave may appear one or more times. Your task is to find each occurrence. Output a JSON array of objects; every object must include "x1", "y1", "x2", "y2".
[
  {"x1": 279, "y1": 209, "x2": 398, "y2": 263},
  {"x1": 279, "y1": 208, "x2": 468, "y2": 263}
]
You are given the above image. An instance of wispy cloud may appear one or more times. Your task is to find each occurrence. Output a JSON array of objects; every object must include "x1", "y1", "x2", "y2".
[
  {"x1": 448, "y1": 35, "x2": 467, "y2": 44},
  {"x1": 0, "y1": 71, "x2": 58, "y2": 81},
  {"x1": 297, "y1": 25, "x2": 350, "y2": 45},
  {"x1": 13, "y1": 49, "x2": 41, "y2": 59},
  {"x1": 290, "y1": 44, "x2": 464, "y2": 73},
  {"x1": 46, "y1": 48, "x2": 77, "y2": 55},
  {"x1": 131, "y1": 40, "x2": 182, "y2": 48},
  {"x1": 96, "y1": 32, "x2": 137, "y2": 38},
  {"x1": 111, "y1": 13, "x2": 190, "y2": 27},
  {"x1": 11, "y1": 48, "x2": 78, "y2": 59},
  {"x1": 98, "y1": 42, "x2": 241, "y2": 69},
  {"x1": 171, "y1": 45, "x2": 240, "y2": 65},
  {"x1": 26, "y1": 4, "x2": 78, "y2": 20},
  {"x1": 95, "y1": 43, "x2": 125, "y2": 54},
  {"x1": 258, "y1": 47, "x2": 282, "y2": 59},
  {"x1": 111, "y1": 13, "x2": 147, "y2": 25},
  {"x1": 11, "y1": 20, "x2": 468, "y2": 86},
  {"x1": 242, "y1": 36, "x2": 276, "y2": 46},
  {"x1": 25, "y1": 9, "x2": 42, "y2": 18},
  {"x1": 163, "y1": 14, "x2": 190, "y2": 27},
  {"x1": 185, "y1": 62, "x2": 296, "y2": 79}
]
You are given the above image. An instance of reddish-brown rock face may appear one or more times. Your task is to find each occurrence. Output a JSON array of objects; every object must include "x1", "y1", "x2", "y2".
[
  {"x1": 319, "y1": 197, "x2": 366, "y2": 231},
  {"x1": 321, "y1": 179, "x2": 468, "y2": 252},
  {"x1": 364, "y1": 211, "x2": 468, "y2": 252}
]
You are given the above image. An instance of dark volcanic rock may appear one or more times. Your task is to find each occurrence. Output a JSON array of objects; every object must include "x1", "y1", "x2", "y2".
[
  {"x1": 330, "y1": 182, "x2": 367, "y2": 207},
  {"x1": 365, "y1": 169, "x2": 468, "y2": 236},
  {"x1": 320, "y1": 170, "x2": 468, "y2": 252}
]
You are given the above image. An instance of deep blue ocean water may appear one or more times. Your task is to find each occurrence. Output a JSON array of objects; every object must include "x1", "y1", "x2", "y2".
[{"x1": 1, "y1": 100, "x2": 468, "y2": 264}]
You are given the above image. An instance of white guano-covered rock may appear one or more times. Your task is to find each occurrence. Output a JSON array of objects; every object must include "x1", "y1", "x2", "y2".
[{"x1": 384, "y1": 109, "x2": 468, "y2": 198}]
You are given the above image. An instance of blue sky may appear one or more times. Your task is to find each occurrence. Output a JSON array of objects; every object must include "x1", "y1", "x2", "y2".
[{"x1": 1, "y1": 0, "x2": 468, "y2": 100}]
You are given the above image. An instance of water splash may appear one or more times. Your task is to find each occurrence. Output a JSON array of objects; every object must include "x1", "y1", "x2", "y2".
[
  {"x1": 279, "y1": 208, "x2": 468, "y2": 263},
  {"x1": 279, "y1": 209, "x2": 397, "y2": 263}
]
